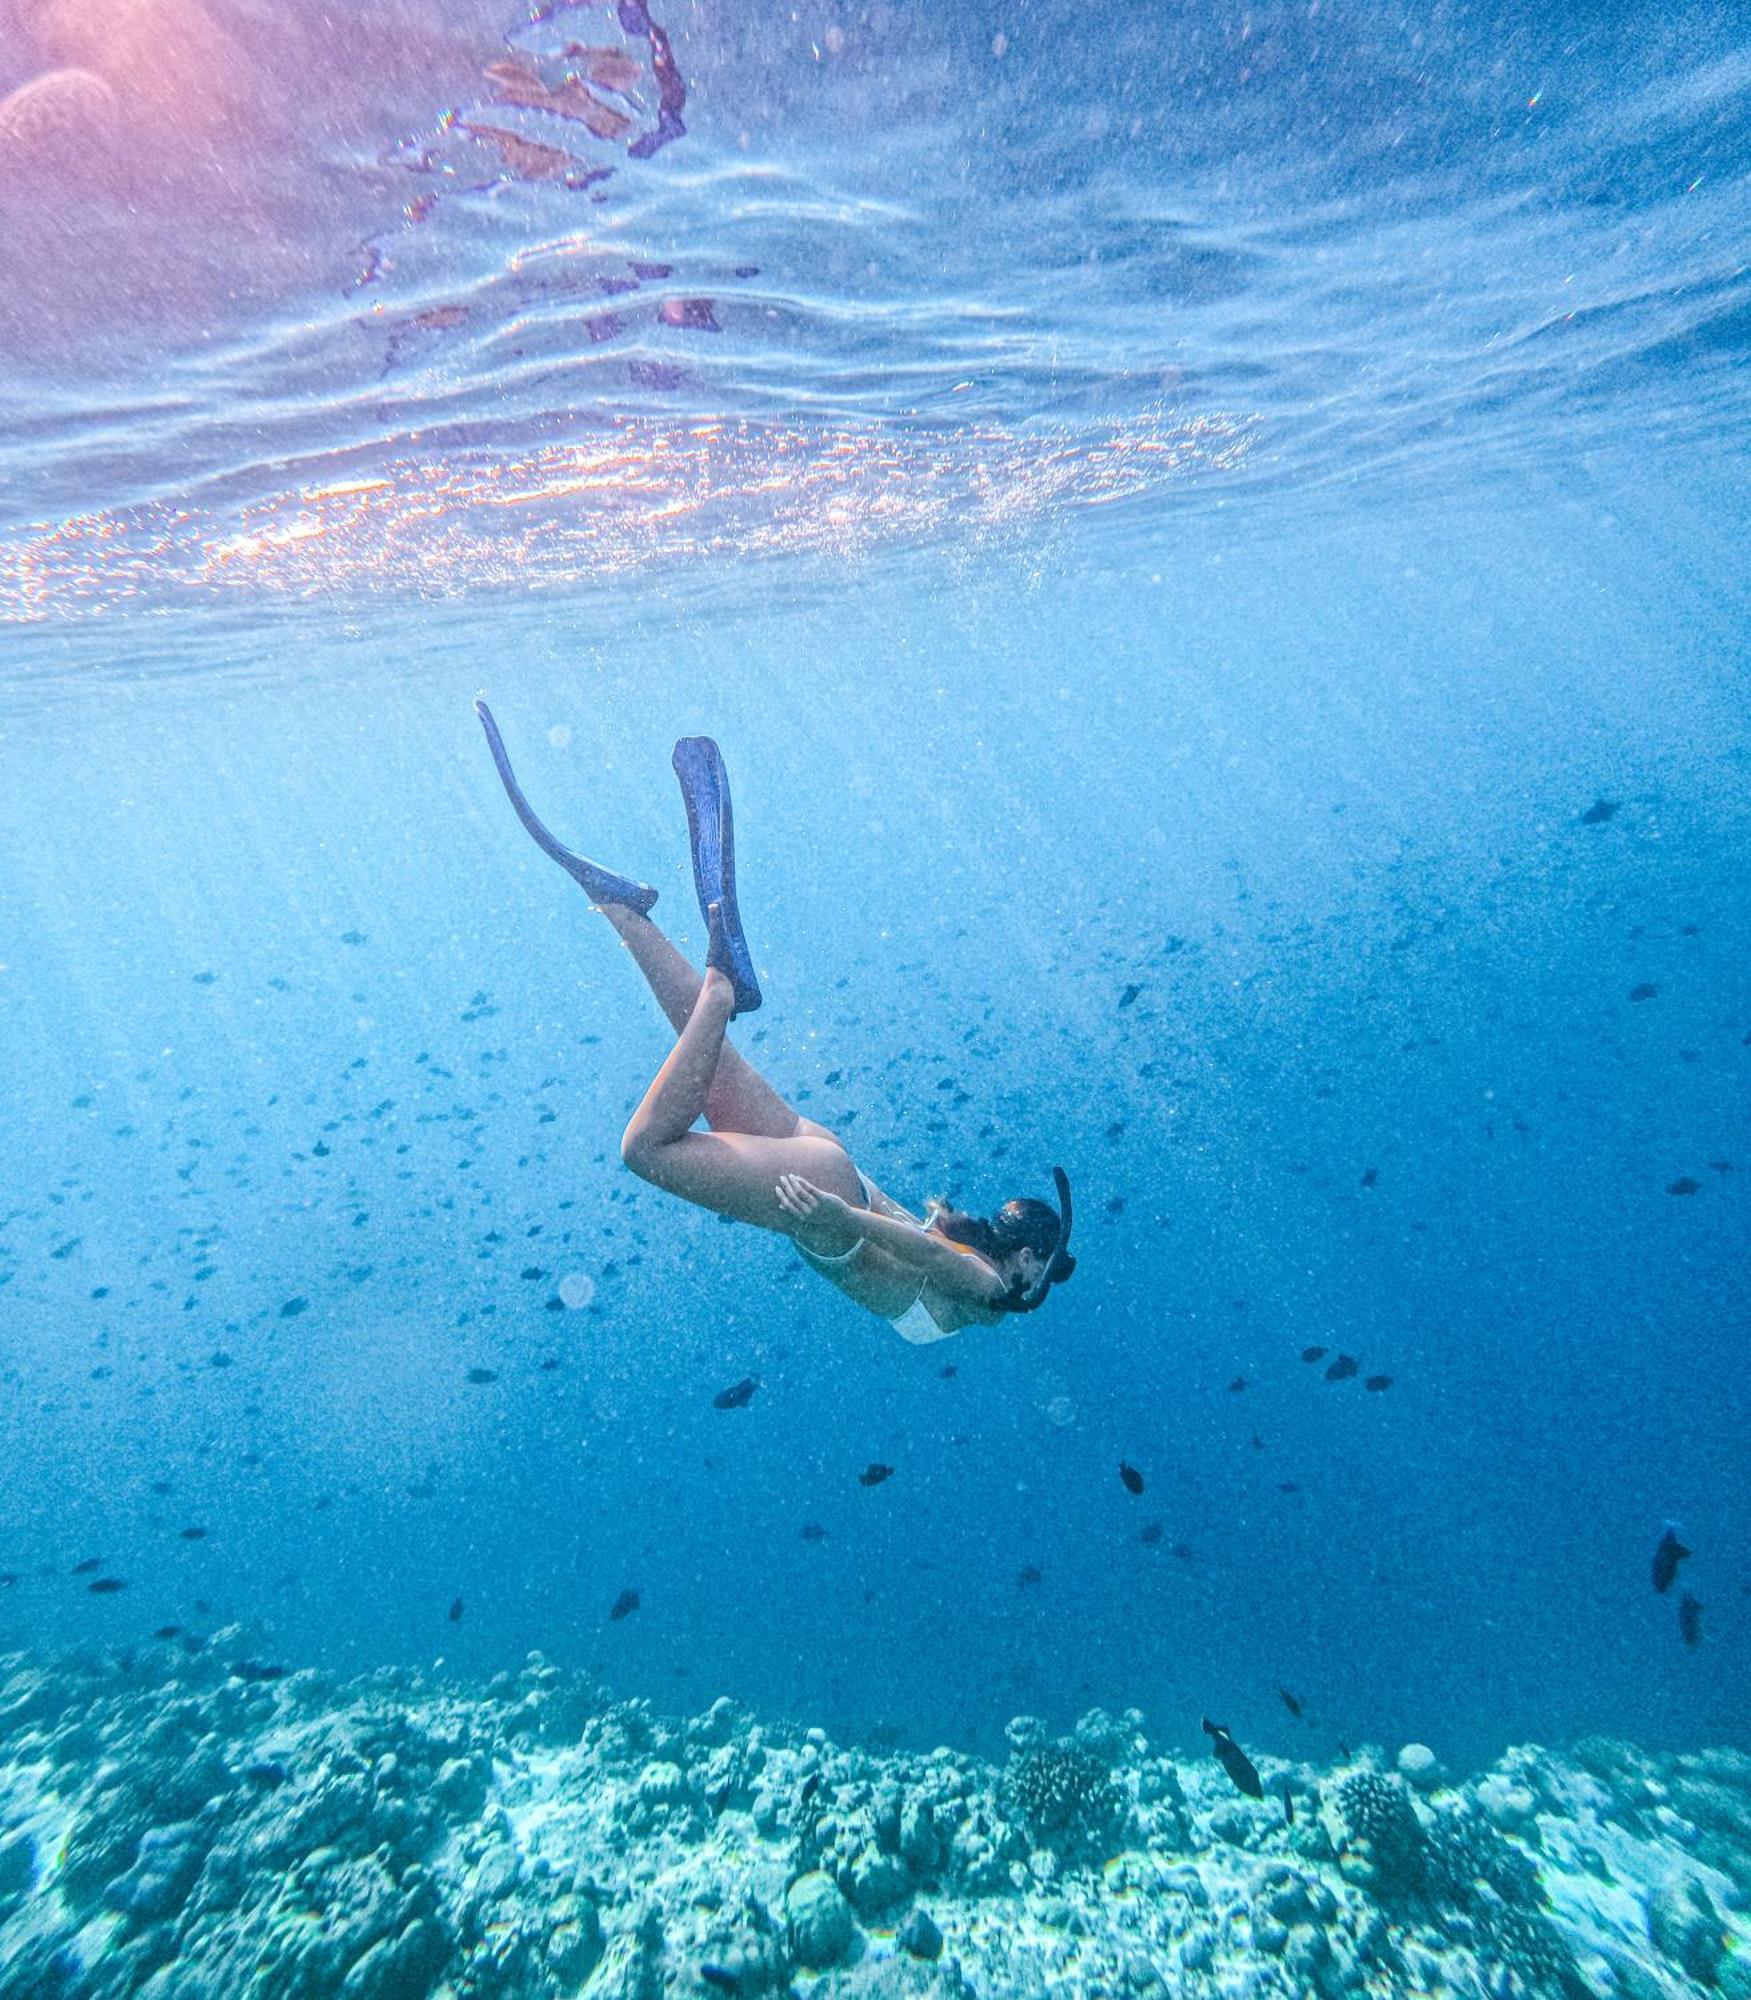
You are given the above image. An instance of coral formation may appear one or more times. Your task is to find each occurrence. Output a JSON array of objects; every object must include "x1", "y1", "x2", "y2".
[{"x1": 0, "y1": 1646, "x2": 1744, "y2": 1999}]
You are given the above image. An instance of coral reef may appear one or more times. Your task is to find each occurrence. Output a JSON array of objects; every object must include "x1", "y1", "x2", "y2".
[{"x1": 0, "y1": 1644, "x2": 1746, "y2": 1999}]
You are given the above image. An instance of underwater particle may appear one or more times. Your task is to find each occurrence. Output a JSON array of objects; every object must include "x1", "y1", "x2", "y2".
[
  {"x1": 1578, "y1": 798, "x2": 1619, "y2": 824},
  {"x1": 87, "y1": 1577, "x2": 126, "y2": 1594},
  {"x1": 1042, "y1": 1395, "x2": 1077, "y2": 1427},
  {"x1": 1325, "y1": 1354, "x2": 1359, "y2": 1382},
  {"x1": 1119, "y1": 982, "x2": 1143, "y2": 1009},
  {"x1": 799, "y1": 1522, "x2": 827, "y2": 1542},
  {"x1": 1361, "y1": 1167, "x2": 1378, "y2": 1188},
  {"x1": 279, "y1": 1297, "x2": 309, "y2": 1318},
  {"x1": 1201, "y1": 1718, "x2": 1263, "y2": 1798},
  {"x1": 1139, "y1": 1522, "x2": 1164, "y2": 1545},
  {"x1": 1365, "y1": 1374, "x2": 1393, "y2": 1392},
  {"x1": 609, "y1": 1587, "x2": 640, "y2": 1620},
  {"x1": 858, "y1": 1463, "x2": 894, "y2": 1487},
  {"x1": 1173, "y1": 1543, "x2": 1194, "y2": 1561},
  {"x1": 557, "y1": 1271, "x2": 596, "y2": 1310},
  {"x1": 1708, "y1": 1160, "x2": 1734, "y2": 1173},
  {"x1": 712, "y1": 1376, "x2": 759, "y2": 1409},
  {"x1": 465, "y1": 1366, "x2": 498, "y2": 1384},
  {"x1": 1118, "y1": 1461, "x2": 1145, "y2": 1495},
  {"x1": 1277, "y1": 1686, "x2": 1304, "y2": 1717},
  {"x1": 1651, "y1": 1524, "x2": 1691, "y2": 1595},
  {"x1": 178, "y1": 1526, "x2": 208, "y2": 1541},
  {"x1": 1667, "y1": 1177, "x2": 1700, "y2": 1195},
  {"x1": 1300, "y1": 1345, "x2": 1327, "y2": 1364},
  {"x1": 448, "y1": 1597, "x2": 464, "y2": 1623},
  {"x1": 1628, "y1": 983, "x2": 1659, "y2": 1002},
  {"x1": 1679, "y1": 1591, "x2": 1703, "y2": 1646}
]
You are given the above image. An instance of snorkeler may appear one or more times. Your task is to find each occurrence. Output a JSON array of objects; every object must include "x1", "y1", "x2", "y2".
[{"x1": 475, "y1": 702, "x2": 1075, "y2": 1343}]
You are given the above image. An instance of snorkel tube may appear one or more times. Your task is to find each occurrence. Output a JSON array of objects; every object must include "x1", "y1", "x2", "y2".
[{"x1": 1010, "y1": 1166, "x2": 1073, "y2": 1313}]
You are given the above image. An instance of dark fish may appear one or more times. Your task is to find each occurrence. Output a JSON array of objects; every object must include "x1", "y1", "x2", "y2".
[
  {"x1": 1228, "y1": 1376, "x2": 1246, "y2": 1393},
  {"x1": 448, "y1": 1597, "x2": 465, "y2": 1623},
  {"x1": 939, "y1": 1364, "x2": 957, "y2": 1378},
  {"x1": 1119, "y1": 983, "x2": 1143, "y2": 1009},
  {"x1": 152, "y1": 1625, "x2": 182, "y2": 1640},
  {"x1": 858, "y1": 1463, "x2": 894, "y2": 1487},
  {"x1": 1364, "y1": 1375, "x2": 1393, "y2": 1392},
  {"x1": 699, "y1": 1966, "x2": 741, "y2": 1993},
  {"x1": 1139, "y1": 1522, "x2": 1164, "y2": 1545},
  {"x1": 712, "y1": 1376, "x2": 759, "y2": 1410},
  {"x1": 1679, "y1": 1591, "x2": 1703, "y2": 1647},
  {"x1": 87, "y1": 1577, "x2": 126, "y2": 1594},
  {"x1": 1276, "y1": 1686, "x2": 1303, "y2": 1718},
  {"x1": 71, "y1": 1557, "x2": 101, "y2": 1574},
  {"x1": 1360, "y1": 1168, "x2": 1378, "y2": 1188},
  {"x1": 465, "y1": 1366, "x2": 498, "y2": 1384},
  {"x1": 1300, "y1": 1346, "x2": 1327, "y2": 1364},
  {"x1": 1282, "y1": 1783, "x2": 1295, "y2": 1826},
  {"x1": 1119, "y1": 1461, "x2": 1145, "y2": 1495},
  {"x1": 279, "y1": 1297, "x2": 308, "y2": 1318},
  {"x1": 1667, "y1": 1177, "x2": 1700, "y2": 1196},
  {"x1": 149, "y1": 1480, "x2": 174, "y2": 1496},
  {"x1": 1628, "y1": 983, "x2": 1658, "y2": 1002},
  {"x1": 1202, "y1": 1718, "x2": 1264, "y2": 1799},
  {"x1": 610, "y1": 1588, "x2": 640, "y2": 1620},
  {"x1": 1579, "y1": 798, "x2": 1619, "y2": 825},
  {"x1": 1172, "y1": 1542, "x2": 1194, "y2": 1562},
  {"x1": 1651, "y1": 1525, "x2": 1691, "y2": 1595},
  {"x1": 230, "y1": 1661, "x2": 288, "y2": 1682},
  {"x1": 1324, "y1": 1354, "x2": 1359, "y2": 1382},
  {"x1": 179, "y1": 1526, "x2": 208, "y2": 1541},
  {"x1": 799, "y1": 1523, "x2": 827, "y2": 1542},
  {"x1": 1017, "y1": 1565, "x2": 1043, "y2": 1588}
]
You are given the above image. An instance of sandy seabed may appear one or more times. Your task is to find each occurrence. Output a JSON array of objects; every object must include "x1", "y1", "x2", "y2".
[{"x1": 1, "y1": 1642, "x2": 1747, "y2": 1999}]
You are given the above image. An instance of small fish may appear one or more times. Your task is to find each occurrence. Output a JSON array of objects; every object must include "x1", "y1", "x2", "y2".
[
  {"x1": 1119, "y1": 1461, "x2": 1145, "y2": 1495},
  {"x1": 699, "y1": 1966, "x2": 742, "y2": 1994},
  {"x1": 1360, "y1": 1167, "x2": 1378, "y2": 1188},
  {"x1": 858, "y1": 1463, "x2": 894, "y2": 1487},
  {"x1": 1282, "y1": 1783, "x2": 1295, "y2": 1826},
  {"x1": 230, "y1": 1661, "x2": 289, "y2": 1683},
  {"x1": 712, "y1": 1376, "x2": 759, "y2": 1410},
  {"x1": 1651, "y1": 1524, "x2": 1691, "y2": 1595},
  {"x1": 448, "y1": 1597, "x2": 465, "y2": 1623},
  {"x1": 465, "y1": 1366, "x2": 498, "y2": 1385},
  {"x1": 1119, "y1": 983, "x2": 1143, "y2": 1009},
  {"x1": 1017, "y1": 1565, "x2": 1043, "y2": 1588},
  {"x1": 179, "y1": 1526, "x2": 208, "y2": 1541},
  {"x1": 71, "y1": 1557, "x2": 102, "y2": 1575},
  {"x1": 1172, "y1": 1542, "x2": 1194, "y2": 1562},
  {"x1": 1364, "y1": 1375, "x2": 1393, "y2": 1392},
  {"x1": 1578, "y1": 798, "x2": 1619, "y2": 825},
  {"x1": 610, "y1": 1587, "x2": 640, "y2": 1620},
  {"x1": 939, "y1": 1364, "x2": 957, "y2": 1379},
  {"x1": 1679, "y1": 1591, "x2": 1703, "y2": 1647},
  {"x1": 1324, "y1": 1354, "x2": 1359, "y2": 1382},
  {"x1": 1667, "y1": 1177, "x2": 1700, "y2": 1196},
  {"x1": 152, "y1": 1625, "x2": 182, "y2": 1640},
  {"x1": 1139, "y1": 1522, "x2": 1164, "y2": 1545},
  {"x1": 1228, "y1": 1376, "x2": 1246, "y2": 1393},
  {"x1": 799, "y1": 1523, "x2": 827, "y2": 1542},
  {"x1": 1202, "y1": 1718, "x2": 1264, "y2": 1799},
  {"x1": 1276, "y1": 1686, "x2": 1303, "y2": 1718},
  {"x1": 1300, "y1": 1346, "x2": 1327, "y2": 1364},
  {"x1": 1628, "y1": 983, "x2": 1658, "y2": 1002},
  {"x1": 87, "y1": 1577, "x2": 126, "y2": 1594}
]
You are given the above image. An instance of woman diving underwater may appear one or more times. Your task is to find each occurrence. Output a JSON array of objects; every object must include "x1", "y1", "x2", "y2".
[{"x1": 474, "y1": 703, "x2": 1075, "y2": 1343}]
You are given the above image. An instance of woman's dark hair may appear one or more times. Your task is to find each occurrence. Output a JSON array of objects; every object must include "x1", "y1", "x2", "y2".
[{"x1": 934, "y1": 1196, "x2": 1076, "y2": 1310}]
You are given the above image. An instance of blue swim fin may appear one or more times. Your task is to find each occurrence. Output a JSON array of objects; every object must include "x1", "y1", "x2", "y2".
[
  {"x1": 672, "y1": 736, "x2": 762, "y2": 1016},
  {"x1": 475, "y1": 700, "x2": 657, "y2": 914}
]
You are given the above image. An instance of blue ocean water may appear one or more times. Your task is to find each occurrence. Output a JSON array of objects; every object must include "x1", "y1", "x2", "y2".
[{"x1": 2, "y1": 0, "x2": 1749, "y2": 1798}]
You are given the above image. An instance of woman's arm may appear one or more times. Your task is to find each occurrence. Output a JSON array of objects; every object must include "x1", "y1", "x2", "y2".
[{"x1": 774, "y1": 1176, "x2": 1008, "y2": 1303}]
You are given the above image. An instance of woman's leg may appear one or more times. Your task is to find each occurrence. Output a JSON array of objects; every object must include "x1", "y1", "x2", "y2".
[
  {"x1": 620, "y1": 966, "x2": 863, "y2": 1225},
  {"x1": 600, "y1": 903, "x2": 801, "y2": 1139}
]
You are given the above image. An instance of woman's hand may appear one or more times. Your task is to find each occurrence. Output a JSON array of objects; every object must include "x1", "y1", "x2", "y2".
[{"x1": 774, "y1": 1174, "x2": 851, "y2": 1224}]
